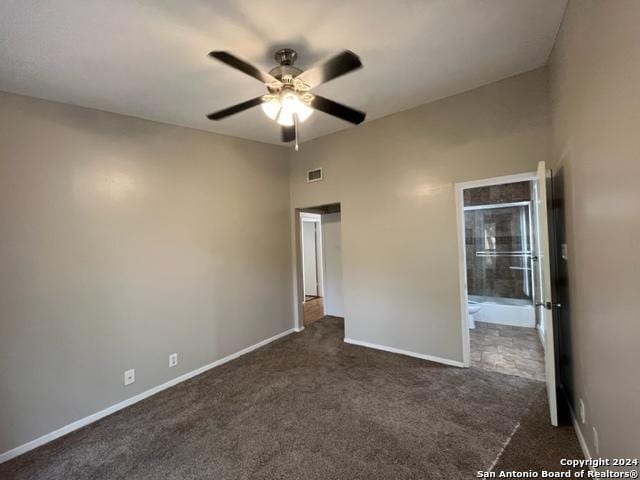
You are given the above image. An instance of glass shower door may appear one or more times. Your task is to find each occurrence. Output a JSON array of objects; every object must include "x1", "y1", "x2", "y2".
[{"x1": 464, "y1": 202, "x2": 534, "y2": 305}]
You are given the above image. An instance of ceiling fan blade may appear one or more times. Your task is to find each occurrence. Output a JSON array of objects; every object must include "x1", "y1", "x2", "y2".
[
  {"x1": 297, "y1": 50, "x2": 362, "y2": 88},
  {"x1": 206, "y1": 96, "x2": 264, "y2": 120},
  {"x1": 281, "y1": 125, "x2": 295, "y2": 143},
  {"x1": 209, "y1": 51, "x2": 279, "y2": 85},
  {"x1": 311, "y1": 95, "x2": 366, "y2": 125}
]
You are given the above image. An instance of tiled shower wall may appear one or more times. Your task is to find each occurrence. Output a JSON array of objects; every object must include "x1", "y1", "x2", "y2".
[
  {"x1": 463, "y1": 181, "x2": 531, "y2": 206},
  {"x1": 464, "y1": 182, "x2": 534, "y2": 302}
]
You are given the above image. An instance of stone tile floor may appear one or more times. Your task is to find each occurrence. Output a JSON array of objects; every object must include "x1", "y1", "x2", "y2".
[{"x1": 470, "y1": 321, "x2": 545, "y2": 382}]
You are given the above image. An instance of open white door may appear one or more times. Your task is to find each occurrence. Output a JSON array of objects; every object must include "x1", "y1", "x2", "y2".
[
  {"x1": 535, "y1": 161, "x2": 559, "y2": 426},
  {"x1": 302, "y1": 221, "x2": 318, "y2": 297}
]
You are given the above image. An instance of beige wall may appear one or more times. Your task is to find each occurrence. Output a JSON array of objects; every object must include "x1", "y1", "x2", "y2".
[
  {"x1": 290, "y1": 69, "x2": 551, "y2": 362},
  {"x1": 549, "y1": 1, "x2": 640, "y2": 460},
  {"x1": 0, "y1": 92, "x2": 293, "y2": 453}
]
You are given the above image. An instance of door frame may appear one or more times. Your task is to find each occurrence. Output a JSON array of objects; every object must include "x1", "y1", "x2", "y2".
[
  {"x1": 454, "y1": 172, "x2": 537, "y2": 367},
  {"x1": 292, "y1": 204, "x2": 342, "y2": 332}
]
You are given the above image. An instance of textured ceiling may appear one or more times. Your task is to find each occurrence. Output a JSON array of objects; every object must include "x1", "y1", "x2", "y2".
[{"x1": 0, "y1": 0, "x2": 567, "y2": 145}]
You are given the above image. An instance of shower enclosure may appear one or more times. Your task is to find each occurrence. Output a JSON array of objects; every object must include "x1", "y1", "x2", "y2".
[{"x1": 464, "y1": 201, "x2": 538, "y2": 327}]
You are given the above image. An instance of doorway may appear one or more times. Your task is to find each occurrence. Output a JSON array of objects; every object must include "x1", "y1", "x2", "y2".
[
  {"x1": 301, "y1": 212, "x2": 324, "y2": 325},
  {"x1": 456, "y1": 164, "x2": 560, "y2": 425},
  {"x1": 301, "y1": 213, "x2": 322, "y2": 300},
  {"x1": 296, "y1": 204, "x2": 344, "y2": 328},
  {"x1": 463, "y1": 181, "x2": 544, "y2": 380}
]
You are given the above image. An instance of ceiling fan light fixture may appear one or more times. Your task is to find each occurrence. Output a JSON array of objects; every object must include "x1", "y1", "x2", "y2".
[
  {"x1": 276, "y1": 92, "x2": 313, "y2": 126},
  {"x1": 293, "y1": 98, "x2": 314, "y2": 123},
  {"x1": 277, "y1": 109, "x2": 294, "y2": 127},
  {"x1": 261, "y1": 96, "x2": 281, "y2": 120}
]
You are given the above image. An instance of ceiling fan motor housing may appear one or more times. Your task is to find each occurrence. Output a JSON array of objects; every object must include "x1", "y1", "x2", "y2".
[
  {"x1": 269, "y1": 48, "x2": 302, "y2": 81},
  {"x1": 274, "y1": 48, "x2": 297, "y2": 66}
]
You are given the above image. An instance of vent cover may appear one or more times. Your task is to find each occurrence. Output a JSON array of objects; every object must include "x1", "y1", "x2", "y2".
[{"x1": 306, "y1": 168, "x2": 323, "y2": 183}]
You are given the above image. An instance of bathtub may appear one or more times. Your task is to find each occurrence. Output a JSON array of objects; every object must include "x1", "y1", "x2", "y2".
[{"x1": 468, "y1": 295, "x2": 535, "y2": 328}]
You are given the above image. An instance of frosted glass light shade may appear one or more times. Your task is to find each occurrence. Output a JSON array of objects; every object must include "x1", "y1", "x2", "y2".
[
  {"x1": 295, "y1": 101, "x2": 313, "y2": 122},
  {"x1": 261, "y1": 98, "x2": 281, "y2": 120},
  {"x1": 275, "y1": 93, "x2": 314, "y2": 126},
  {"x1": 277, "y1": 109, "x2": 294, "y2": 126}
]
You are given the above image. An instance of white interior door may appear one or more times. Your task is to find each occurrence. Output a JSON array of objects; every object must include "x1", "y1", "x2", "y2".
[
  {"x1": 535, "y1": 160, "x2": 559, "y2": 426},
  {"x1": 302, "y1": 221, "x2": 318, "y2": 297}
]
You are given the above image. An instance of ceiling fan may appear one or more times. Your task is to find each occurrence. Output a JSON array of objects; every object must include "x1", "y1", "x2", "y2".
[{"x1": 206, "y1": 48, "x2": 366, "y2": 150}]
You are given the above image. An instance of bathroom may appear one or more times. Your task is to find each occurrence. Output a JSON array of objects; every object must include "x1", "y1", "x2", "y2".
[{"x1": 463, "y1": 180, "x2": 546, "y2": 381}]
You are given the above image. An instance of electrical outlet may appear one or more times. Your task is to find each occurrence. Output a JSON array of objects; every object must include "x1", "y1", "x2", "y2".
[
  {"x1": 578, "y1": 398, "x2": 586, "y2": 424},
  {"x1": 124, "y1": 369, "x2": 135, "y2": 386},
  {"x1": 169, "y1": 353, "x2": 178, "y2": 368},
  {"x1": 593, "y1": 427, "x2": 599, "y2": 455}
]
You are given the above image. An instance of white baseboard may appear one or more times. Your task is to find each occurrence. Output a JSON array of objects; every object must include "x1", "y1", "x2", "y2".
[
  {"x1": 344, "y1": 338, "x2": 465, "y2": 368},
  {"x1": 294, "y1": 326, "x2": 305, "y2": 332},
  {"x1": 568, "y1": 403, "x2": 595, "y2": 473},
  {"x1": 0, "y1": 328, "x2": 296, "y2": 464}
]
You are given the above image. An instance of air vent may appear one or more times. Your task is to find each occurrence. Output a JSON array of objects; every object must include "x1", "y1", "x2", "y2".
[{"x1": 306, "y1": 168, "x2": 323, "y2": 183}]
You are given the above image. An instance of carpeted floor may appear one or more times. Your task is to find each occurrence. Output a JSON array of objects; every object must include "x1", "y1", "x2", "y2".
[{"x1": 0, "y1": 317, "x2": 583, "y2": 479}]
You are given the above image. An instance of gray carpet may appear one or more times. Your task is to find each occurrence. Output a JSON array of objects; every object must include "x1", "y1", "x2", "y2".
[{"x1": 0, "y1": 317, "x2": 583, "y2": 479}]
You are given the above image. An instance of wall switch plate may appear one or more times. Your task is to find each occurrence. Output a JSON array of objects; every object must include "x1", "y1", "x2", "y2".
[
  {"x1": 124, "y1": 369, "x2": 135, "y2": 386},
  {"x1": 169, "y1": 353, "x2": 178, "y2": 368},
  {"x1": 592, "y1": 427, "x2": 599, "y2": 455},
  {"x1": 578, "y1": 398, "x2": 586, "y2": 424}
]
